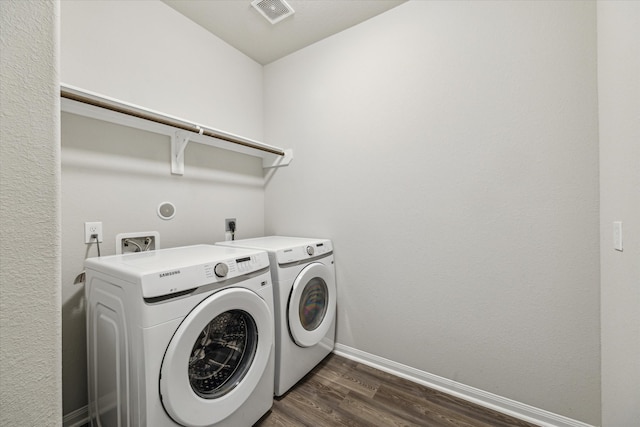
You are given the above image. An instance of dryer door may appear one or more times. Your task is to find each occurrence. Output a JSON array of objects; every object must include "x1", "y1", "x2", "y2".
[
  {"x1": 288, "y1": 262, "x2": 336, "y2": 348},
  {"x1": 160, "y1": 288, "x2": 273, "y2": 427}
]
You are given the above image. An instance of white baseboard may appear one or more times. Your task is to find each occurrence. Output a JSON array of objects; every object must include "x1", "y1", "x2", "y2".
[
  {"x1": 333, "y1": 343, "x2": 596, "y2": 427},
  {"x1": 63, "y1": 405, "x2": 89, "y2": 427}
]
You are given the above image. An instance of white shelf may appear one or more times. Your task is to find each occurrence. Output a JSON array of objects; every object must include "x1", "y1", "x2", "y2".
[{"x1": 60, "y1": 83, "x2": 293, "y2": 174}]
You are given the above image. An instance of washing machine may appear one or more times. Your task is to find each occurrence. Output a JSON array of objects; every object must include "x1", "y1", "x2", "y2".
[
  {"x1": 84, "y1": 244, "x2": 275, "y2": 427},
  {"x1": 217, "y1": 236, "x2": 336, "y2": 396}
]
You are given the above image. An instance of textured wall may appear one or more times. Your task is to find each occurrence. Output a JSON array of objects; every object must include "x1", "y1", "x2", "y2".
[
  {"x1": 598, "y1": 2, "x2": 640, "y2": 425},
  {"x1": 264, "y1": 1, "x2": 600, "y2": 424},
  {"x1": 0, "y1": 0, "x2": 62, "y2": 425}
]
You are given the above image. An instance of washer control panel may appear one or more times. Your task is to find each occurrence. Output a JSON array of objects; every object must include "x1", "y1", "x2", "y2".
[
  {"x1": 276, "y1": 240, "x2": 332, "y2": 265},
  {"x1": 129, "y1": 246, "x2": 270, "y2": 298},
  {"x1": 202, "y1": 253, "x2": 268, "y2": 281}
]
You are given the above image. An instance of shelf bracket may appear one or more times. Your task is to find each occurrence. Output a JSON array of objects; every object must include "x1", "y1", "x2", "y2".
[
  {"x1": 171, "y1": 130, "x2": 197, "y2": 175},
  {"x1": 263, "y1": 149, "x2": 294, "y2": 169}
]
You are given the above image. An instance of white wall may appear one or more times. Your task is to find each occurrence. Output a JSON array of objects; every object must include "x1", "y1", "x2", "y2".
[
  {"x1": 61, "y1": 0, "x2": 263, "y2": 140},
  {"x1": 60, "y1": 1, "x2": 265, "y2": 415},
  {"x1": 0, "y1": 0, "x2": 62, "y2": 425},
  {"x1": 598, "y1": 2, "x2": 640, "y2": 425},
  {"x1": 264, "y1": 1, "x2": 600, "y2": 424}
]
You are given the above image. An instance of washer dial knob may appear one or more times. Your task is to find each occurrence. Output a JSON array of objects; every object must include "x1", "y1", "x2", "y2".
[
  {"x1": 306, "y1": 246, "x2": 314, "y2": 256},
  {"x1": 214, "y1": 262, "x2": 229, "y2": 278}
]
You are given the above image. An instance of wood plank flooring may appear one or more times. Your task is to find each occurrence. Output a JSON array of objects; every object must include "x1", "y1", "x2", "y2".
[{"x1": 254, "y1": 353, "x2": 539, "y2": 427}]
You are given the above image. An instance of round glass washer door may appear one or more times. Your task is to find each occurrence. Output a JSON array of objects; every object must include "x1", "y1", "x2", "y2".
[
  {"x1": 288, "y1": 262, "x2": 336, "y2": 348},
  {"x1": 160, "y1": 288, "x2": 273, "y2": 427},
  {"x1": 188, "y1": 309, "x2": 256, "y2": 399}
]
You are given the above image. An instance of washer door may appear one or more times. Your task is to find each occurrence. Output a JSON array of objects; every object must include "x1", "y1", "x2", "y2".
[
  {"x1": 288, "y1": 262, "x2": 336, "y2": 348},
  {"x1": 160, "y1": 288, "x2": 273, "y2": 427}
]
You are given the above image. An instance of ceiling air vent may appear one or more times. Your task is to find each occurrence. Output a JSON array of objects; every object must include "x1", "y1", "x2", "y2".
[{"x1": 251, "y1": 0, "x2": 295, "y2": 25}]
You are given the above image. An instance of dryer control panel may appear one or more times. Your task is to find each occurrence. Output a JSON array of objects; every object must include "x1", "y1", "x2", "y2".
[{"x1": 275, "y1": 240, "x2": 332, "y2": 265}]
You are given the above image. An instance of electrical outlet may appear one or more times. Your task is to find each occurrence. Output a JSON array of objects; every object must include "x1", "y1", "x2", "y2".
[
  {"x1": 225, "y1": 218, "x2": 237, "y2": 232},
  {"x1": 225, "y1": 218, "x2": 237, "y2": 241},
  {"x1": 84, "y1": 222, "x2": 103, "y2": 243}
]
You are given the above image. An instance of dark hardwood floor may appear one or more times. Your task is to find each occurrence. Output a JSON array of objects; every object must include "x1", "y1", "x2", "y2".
[{"x1": 255, "y1": 353, "x2": 539, "y2": 427}]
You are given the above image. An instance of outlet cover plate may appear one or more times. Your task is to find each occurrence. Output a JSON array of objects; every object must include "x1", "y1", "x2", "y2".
[{"x1": 84, "y1": 222, "x2": 103, "y2": 243}]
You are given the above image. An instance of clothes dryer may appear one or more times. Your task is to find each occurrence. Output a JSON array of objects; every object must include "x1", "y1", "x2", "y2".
[
  {"x1": 84, "y1": 244, "x2": 274, "y2": 426},
  {"x1": 217, "y1": 237, "x2": 335, "y2": 396}
]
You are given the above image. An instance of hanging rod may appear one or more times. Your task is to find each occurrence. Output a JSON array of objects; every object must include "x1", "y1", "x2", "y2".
[{"x1": 60, "y1": 85, "x2": 285, "y2": 157}]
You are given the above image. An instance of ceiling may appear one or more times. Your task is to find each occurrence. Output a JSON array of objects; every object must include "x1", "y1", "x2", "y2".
[{"x1": 162, "y1": 0, "x2": 407, "y2": 65}]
